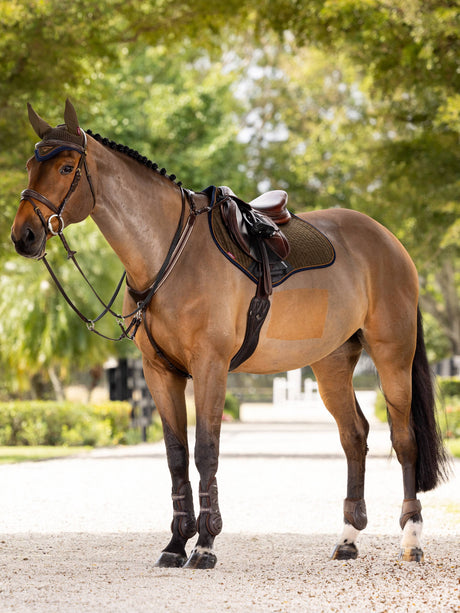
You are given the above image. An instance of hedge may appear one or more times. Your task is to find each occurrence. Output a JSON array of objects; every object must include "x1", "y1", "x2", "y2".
[{"x1": 0, "y1": 401, "x2": 132, "y2": 447}]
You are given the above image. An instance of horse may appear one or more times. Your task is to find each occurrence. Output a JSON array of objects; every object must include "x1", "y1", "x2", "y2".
[{"x1": 11, "y1": 100, "x2": 449, "y2": 569}]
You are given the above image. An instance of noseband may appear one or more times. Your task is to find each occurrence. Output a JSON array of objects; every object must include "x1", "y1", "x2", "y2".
[{"x1": 20, "y1": 130, "x2": 96, "y2": 236}]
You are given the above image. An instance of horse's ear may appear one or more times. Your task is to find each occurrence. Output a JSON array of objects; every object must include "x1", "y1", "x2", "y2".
[
  {"x1": 27, "y1": 103, "x2": 52, "y2": 138},
  {"x1": 64, "y1": 98, "x2": 80, "y2": 135}
]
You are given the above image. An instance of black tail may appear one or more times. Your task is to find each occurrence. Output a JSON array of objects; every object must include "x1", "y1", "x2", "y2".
[{"x1": 412, "y1": 306, "x2": 451, "y2": 492}]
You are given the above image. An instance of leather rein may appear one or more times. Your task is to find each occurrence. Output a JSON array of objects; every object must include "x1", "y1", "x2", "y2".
[{"x1": 21, "y1": 131, "x2": 208, "y2": 378}]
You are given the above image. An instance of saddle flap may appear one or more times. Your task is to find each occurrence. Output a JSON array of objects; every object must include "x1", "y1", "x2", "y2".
[
  {"x1": 220, "y1": 198, "x2": 252, "y2": 257},
  {"x1": 220, "y1": 195, "x2": 290, "y2": 261},
  {"x1": 242, "y1": 208, "x2": 290, "y2": 260}
]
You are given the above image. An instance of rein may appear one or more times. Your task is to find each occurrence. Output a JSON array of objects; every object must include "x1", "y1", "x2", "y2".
[{"x1": 21, "y1": 131, "x2": 210, "y2": 376}]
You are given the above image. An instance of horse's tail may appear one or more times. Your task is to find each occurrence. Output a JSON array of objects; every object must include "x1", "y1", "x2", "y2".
[{"x1": 412, "y1": 306, "x2": 451, "y2": 492}]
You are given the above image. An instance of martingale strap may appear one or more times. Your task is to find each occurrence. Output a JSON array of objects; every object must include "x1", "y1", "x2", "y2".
[{"x1": 38, "y1": 186, "x2": 196, "y2": 348}]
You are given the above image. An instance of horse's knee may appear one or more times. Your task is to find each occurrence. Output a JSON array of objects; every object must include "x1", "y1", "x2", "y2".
[{"x1": 339, "y1": 425, "x2": 368, "y2": 459}]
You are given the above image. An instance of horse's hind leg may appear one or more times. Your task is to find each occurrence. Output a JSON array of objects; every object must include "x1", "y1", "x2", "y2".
[
  {"x1": 362, "y1": 318, "x2": 424, "y2": 562},
  {"x1": 311, "y1": 334, "x2": 369, "y2": 560},
  {"x1": 142, "y1": 359, "x2": 197, "y2": 568}
]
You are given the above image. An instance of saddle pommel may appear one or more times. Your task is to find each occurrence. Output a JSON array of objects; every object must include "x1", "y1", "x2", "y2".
[{"x1": 249, "y1": 190, "x2": 291, "y2": 225}]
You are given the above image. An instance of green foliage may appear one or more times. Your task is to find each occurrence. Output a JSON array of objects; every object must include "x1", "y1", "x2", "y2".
[
  {"x1": 0, "y1": 0, "x2": 458, "y2": 394},
  {"x1": 438, "y1": 377, "x2": 460, "y2": 399},
  {"x1": 223, "y1": 392, "x2": 240, "y2": 421},
  {"x1": 0, "y1": 223, "x2": 131, "y2": 389},
  {"x1": 0, "y1": 400, "x2": 132, "y2": 447},
  {"x1": 446, "y1": 438, "x2": 460, "y2": 458},
  {"x1": 82, "y1": 44, "x2": 251, "y2": 192},
  {"x1": 374, "y1": 377, "x2": 460, "y2": 443},
  {"x1": 374, "y1": 391, "x2": 388, "y2": 424},
  {"x1": 438, "y1": 377, "x2": 460, "y2": 441}
]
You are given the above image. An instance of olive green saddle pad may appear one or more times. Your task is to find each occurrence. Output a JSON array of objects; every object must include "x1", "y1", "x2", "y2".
[{"x1": 208, "y1": 206, "x2": 336, "y2": 286}]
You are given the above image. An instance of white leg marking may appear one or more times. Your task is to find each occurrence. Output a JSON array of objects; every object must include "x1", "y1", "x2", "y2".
[
  {"x1": 338, "y1": 523, "x2": 360, "y2": 546},
  {"x1": 401, "y1": 519, "x2": 423, "y2": 549},
  {"x1": 192, "y1": 545, "x2": 213, "y2": 555}
]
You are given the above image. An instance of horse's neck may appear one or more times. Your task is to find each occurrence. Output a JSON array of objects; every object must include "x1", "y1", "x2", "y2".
[{"x1": 90, "y1": 146, "x2": 184, "y2": 290}]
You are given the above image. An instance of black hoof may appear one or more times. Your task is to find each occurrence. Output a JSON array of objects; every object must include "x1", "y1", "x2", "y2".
[
  {"x1": 154, "y1": 551, "x2": 187, "y2": 568},
  {"x1": 183, "y1": 548, "x2": 217, "y2": 569},
  {"x1": 399, "y1": 547, "x2": 424, "y2": 562},
  {"x1": 331, "y1": 542, "x2": 358, "y2": 560}
]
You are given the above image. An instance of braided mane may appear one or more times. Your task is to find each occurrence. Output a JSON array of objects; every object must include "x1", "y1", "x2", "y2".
[{"x1": 86, "y1": 129, "x2": 181, "y2": 186}]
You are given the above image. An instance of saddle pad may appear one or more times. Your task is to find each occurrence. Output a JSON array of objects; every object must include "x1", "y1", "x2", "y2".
[{"x1": 208, "y1": 206, "x2": 335, "y2": 287}]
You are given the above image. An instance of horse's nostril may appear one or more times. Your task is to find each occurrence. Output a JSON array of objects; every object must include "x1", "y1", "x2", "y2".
[{"x1": 25, "y1": 227, "x2": 35, "y2": 243}]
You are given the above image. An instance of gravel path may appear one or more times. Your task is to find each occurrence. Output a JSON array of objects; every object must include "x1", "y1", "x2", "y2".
[{"x1": 0, "y1": 396, "x2": 458, "y2": 612}]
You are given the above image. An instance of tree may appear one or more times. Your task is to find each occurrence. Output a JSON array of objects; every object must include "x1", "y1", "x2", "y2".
[{"x1": 0, "y1": 0, "x2": 458, "y2": 390}]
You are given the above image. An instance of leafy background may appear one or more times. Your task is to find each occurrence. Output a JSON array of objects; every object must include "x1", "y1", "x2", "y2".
[{"x1": 0, "y1": 0, "x2": 458, "y2": 398}]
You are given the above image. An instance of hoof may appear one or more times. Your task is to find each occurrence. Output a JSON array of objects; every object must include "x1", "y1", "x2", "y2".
[
  {"x1": 399, "y1": 547, "x2": 424, "y2": 562},
  {"x1": 184, "y1": 548, "x2": 217, "y2": 569},
  {"x1": 154, "y1": 551, "x2": 187, "y2": 568},
  {"x1": 331, "y1": 542, "x2": 358, "y2": 560}
]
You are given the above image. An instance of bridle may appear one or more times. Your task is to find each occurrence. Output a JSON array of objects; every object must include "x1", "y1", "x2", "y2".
[
  {"x1": 19, "y1": 130, "x2": 211, "y2": 378},
  {"x1": 21, "y1": 131, "x2": 96, "y2": 237}
]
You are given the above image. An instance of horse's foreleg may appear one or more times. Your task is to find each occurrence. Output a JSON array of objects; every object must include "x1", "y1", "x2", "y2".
[
  {"x1": 184, "y1": 360, "x2": 227, "y2": 569},
  {"x1": 312, "y1": 337, "x2": 369, "y2": 560},
  {"x1": 141, "y1": 358, "x2": 196, "y2": 568}
]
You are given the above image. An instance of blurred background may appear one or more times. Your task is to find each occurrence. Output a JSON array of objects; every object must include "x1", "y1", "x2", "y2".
[{"x1": 0, "y1": 0, "x2": 458, "y2": 453}]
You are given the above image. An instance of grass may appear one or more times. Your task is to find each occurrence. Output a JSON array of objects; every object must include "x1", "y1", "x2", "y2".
[{"x1": 0, "y1": 446, "x2": 91, "y2": 464}]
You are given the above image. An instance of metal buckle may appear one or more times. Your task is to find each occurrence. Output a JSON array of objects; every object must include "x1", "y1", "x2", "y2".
[{"x1": 48, "y1": 213, "x2": 65, "y2": 235}]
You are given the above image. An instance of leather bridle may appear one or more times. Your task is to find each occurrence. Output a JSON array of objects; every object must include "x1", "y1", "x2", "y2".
[{"x1": 21, "y1": 130, "x2": 96, "y2": 237}]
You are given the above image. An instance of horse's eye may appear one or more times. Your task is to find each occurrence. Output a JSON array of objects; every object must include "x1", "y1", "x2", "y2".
[{"x1": 60, "y1": 165, "x2": 74, "y2": 176}]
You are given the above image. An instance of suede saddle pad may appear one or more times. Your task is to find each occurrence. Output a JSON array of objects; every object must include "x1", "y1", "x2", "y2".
[{"x1": 208, "y1": 206, "x2": 336, "y2": 286}]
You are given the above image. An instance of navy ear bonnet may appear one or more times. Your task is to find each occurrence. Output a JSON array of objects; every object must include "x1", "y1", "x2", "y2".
[{"x1": 34, "y1": 124, "x2": 85, "y2": 161}]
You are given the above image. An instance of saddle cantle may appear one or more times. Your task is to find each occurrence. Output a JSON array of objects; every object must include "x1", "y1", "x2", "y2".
[{"x1": 249, "y1": 190, "x2": 291, "y2": 225}]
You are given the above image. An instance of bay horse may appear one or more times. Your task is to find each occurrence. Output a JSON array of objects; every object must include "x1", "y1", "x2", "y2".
[{"x1": 11, "y1": 100, "x2": 449, "y2": 568}]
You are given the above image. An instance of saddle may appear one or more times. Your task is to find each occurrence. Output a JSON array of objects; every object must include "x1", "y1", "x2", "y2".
[
  {"x1": 213, "y1": 186, "x2": 291, "y2": 371},
  {"x1": 219, "y1": 186, "x2": 290, "y2": 263}
]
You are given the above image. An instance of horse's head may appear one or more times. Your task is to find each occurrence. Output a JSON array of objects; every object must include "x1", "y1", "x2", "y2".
[{"x1": 11, "y1": 99, "x2": 95, "y2": 259}]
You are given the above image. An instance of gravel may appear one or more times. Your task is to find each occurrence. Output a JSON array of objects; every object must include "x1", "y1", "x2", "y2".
[{"x1": 0, "y1": 396, "x2": 458, "y2": 612}]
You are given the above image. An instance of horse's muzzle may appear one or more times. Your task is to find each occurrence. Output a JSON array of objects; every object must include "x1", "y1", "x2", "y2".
[{"x1": 11, "y1": 222, "x2": 46, "y2": 259}]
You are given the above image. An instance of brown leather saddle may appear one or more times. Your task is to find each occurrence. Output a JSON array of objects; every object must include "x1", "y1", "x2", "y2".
[
  {"x1": 206, "y1": 186, "x2": 292, "y2": 371},
  {"x1": 218, "y1": 186, "x2": 290, "y2": 264}
]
